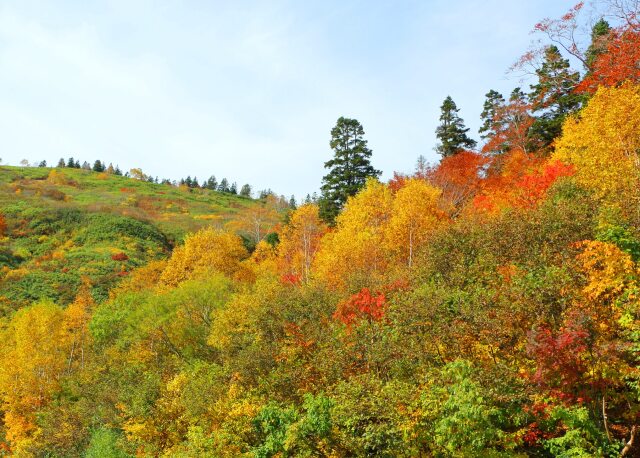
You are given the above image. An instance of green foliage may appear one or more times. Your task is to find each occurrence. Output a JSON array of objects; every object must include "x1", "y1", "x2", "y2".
[
  {"x1": 84, "y1": 428, "x2": 131, "y2": 458},
  {"x1": 435, "y1": 96, "x2": 477, "y2": 157},
  {"x1": 542, "y1": 407, "x2": 620, "y2": 457}
]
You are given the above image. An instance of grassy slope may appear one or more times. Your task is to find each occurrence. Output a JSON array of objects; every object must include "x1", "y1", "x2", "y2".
[{"x1": 0, "y1": 166, "x2": 258, "y2": 311}]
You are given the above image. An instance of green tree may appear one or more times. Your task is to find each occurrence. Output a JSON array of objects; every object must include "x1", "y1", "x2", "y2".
[
  {"x1": 319, "y1": 117, "x2": 380, "y2": 223},
  {"x1": 585, "y1": 19, "x2": 611, "y2": 70},
  {"x1": 528, "y1": 45, "x2": 582, "y2": 150},
  {"x1": 240, "y1": 184, "x2": 252, "y2": 197},
  {"x1": 479, "y1": 89, "x2": 505, "y2": 141},
  {"x1": 92, "y1": 160, "x2": 105, "y2": 172},
  {"x1": 435, "y1": 96, "x2": 477, "y2": 157}
]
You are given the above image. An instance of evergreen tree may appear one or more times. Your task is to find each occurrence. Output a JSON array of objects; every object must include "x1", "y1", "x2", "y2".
[
  {"x1": 93, "y1": 160, "x2": 105, "y2": 172},
  {"x1": 57, "y1": 158, "x2": 66, "y2": 168},
  {"x1": 288, "y1": 195, "x2": 297, "y2": 209},
  {"x1": 319, "y1": 117, "x2": 381, "y2": 223},
  {"x1": 528, "y1": 45, "x2": 583, "y2": 150},
  {"x1": 192, "y1": 177, "x2": 199, "y2": 188},
  {"x1": 585, "y1": 19, "x2": 612, "y2": 70},
  {"x1": 82, "y1": 161, "x2": 91, "y2": 170},
  {"x1": 67, "y1": 157, "x2": 75, "y2": 168},
  {"x1": 75, "y1": 159, "x2": 81, "y2": 168},
  {"x1": 435, "y1": 96, "x2": 477, "y2": 157},
  {"x1": 240, "y1": 184, "x2": 252, "y2": 197},
  {"x1": 230, "y1": 182, "x2": 237, "y2": 194},
  {"x1": 479, "y1": 90, "x2": 505, "y2": 141},
  {"x1": 114, "y1": 166, "x2": 122, "y2": 176},
  {"x1": 185, "y1": 176, "x2": 193, "y2": 188},
  {"x1": 219, "y1": 178, "x2": 229, "y2": 192},
  {"x1": 38, "y1": 160, "x2": 47, "y2": 168}
]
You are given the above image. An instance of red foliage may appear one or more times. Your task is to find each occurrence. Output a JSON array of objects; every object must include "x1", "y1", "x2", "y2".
[
  {"x1": 578, "y1": 28, "x2": 640, "y2": 93},
  {"x1": 111, "y1": 252, "x2": 129, "y2": 261},
  {"x1": 514, "y1": 161, "x2": 575, "y2": 208},
  {"x1": 333, "y1": 288, "x2": 387, "y2": 328},
  {"x1": 0, "y1": 214, "x2": 6, "y2": 237},
  {"x1": 388, "y1": 172, "x2": 408, "y2": 193},
  {"x1": 427, "y1": 151, "x2": 487, "y2": 208},
  {"x1": 280, "y1": 273, "x2": 302, "y2": 286},
  {"x1": 526, "y1": 320, "x2": 590, "y2": 400}
]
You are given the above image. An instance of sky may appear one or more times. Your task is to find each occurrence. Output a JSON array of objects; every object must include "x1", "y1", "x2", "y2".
[{"x1": 0, "y1": 0, "x2": 579, "y2": 199}]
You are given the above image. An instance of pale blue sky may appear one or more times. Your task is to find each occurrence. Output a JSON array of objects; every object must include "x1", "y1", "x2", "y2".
[{"x1": 0, "y1": 0, "x2": 577, "y2": 198}]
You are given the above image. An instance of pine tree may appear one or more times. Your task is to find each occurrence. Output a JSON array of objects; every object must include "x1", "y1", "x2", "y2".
[
  {"x1": 114, "y1": 166, "x2": 122, "y2": 176},
  {"x1": 288, "y1": 195, "x2": 297, "y2": 209},
  {"x1": 528, "y1": 45, "x2": 583, "y2": 150},
  {"x1": 435, "y1": 96, "x2": 477, "y2": 157},
  {"x1": 319, "y1": 117, "x2": 381, "y2": 223},
  {"x1": 479, "y1": 90, "x2": 505, "y2": 141},
  {"x1": 230, "y1": 182, "x2": 237, "y2": 194},
  {"x1": 585, "y1": 19, "x2": 612, "y2": 70},
  {"x1": 67, "y1": 157, "x2": 75, "y2": 168},
  {"x1": 219, "y1": 178, "x2": 229, "y2": 193},
  {"x1": 57, "y1": 158, "x2": 66, "y2": 168},
  {"x1": 92, "y1": 160, "x2": 104, "y2": 172}
]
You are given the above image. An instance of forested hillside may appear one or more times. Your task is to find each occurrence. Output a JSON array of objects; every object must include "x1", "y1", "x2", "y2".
[{"x1": 2, "y1": 1, "x2": 640, "y2": 456}]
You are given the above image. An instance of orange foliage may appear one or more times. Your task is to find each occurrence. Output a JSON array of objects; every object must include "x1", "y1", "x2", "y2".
[
  {"x1": 427, "y1": 151, "x2": 487, "y2": 209},
  {"x1": 0, "y1": 213, "x2": 6, "y2": 237},
  {"x1": 333, "y1": 288, "x2": 387, "y2": 328},
  {"x1": 578, "y1": 28, "x2": 640, "y2": 93}
]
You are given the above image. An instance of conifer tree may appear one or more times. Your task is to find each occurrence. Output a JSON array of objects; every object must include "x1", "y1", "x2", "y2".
[
  {"x1": 528, "y1": 45, "x2": 582, "y2": 150},
  {"x1": 57, "y1": 158, "x2": 66, "y2": 168},
  {"x1": 479, "y1": 90, "x2": 505, "y2": 141},
  {"x1": 319, "y1": 117, "x2": 380, "y2": 223},
  {"x1": 435, "y1": 96, "x2": 477, "y2": 157}
]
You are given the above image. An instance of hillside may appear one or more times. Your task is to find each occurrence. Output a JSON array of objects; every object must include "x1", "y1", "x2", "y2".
[
  {"x1": 0, "y1": 166, "x2": 264, "y2": 309},
  {"x1": 2, "y1": 1, "x2": 640, "y2": 456}
]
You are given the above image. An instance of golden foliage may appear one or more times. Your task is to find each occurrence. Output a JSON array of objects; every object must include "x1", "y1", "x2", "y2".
[
  {"x1": 160, "y1": 227, "x2": 250, "y2": 287},
  {"x1": 553, "y1": 84, "x2": 640, "y2": 207}
]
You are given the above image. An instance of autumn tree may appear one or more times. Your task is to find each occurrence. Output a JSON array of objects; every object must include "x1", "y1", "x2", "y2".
[
  {"x1": 553, "y1": 83, "x2": 640, "y2": 214},
  {"x1": 319, "y1": 117, "x2": 381, "y2": 223},
  {"x1": 435, "y1": 96, "x2": 477, "y2": 157},
  {"x1": 277, "y1": 204, "x2": 327, "y2": 283},
  {"x1": 386, "y1": 179, "x2": 446, "y2": 267},
  {"x1": 160, "y1": 227, "x2": 250, "y2": 287},
  {"x1": 315, "y1": 179, "x2": 393, "y2": 290}
]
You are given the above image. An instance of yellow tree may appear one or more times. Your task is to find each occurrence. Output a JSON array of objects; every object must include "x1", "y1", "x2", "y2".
[
  {"x1": 314, "y1": 179, "x2": 393, "y2": 291},
  {"x1": 386, "y1": 179, "x2": 447, "y2": 267},
  {"x1": 226, "y1": 195, "x2": 281, "y2": 246},
  {"x1": 553, "y1": 84, "x2": 640, "y2": 215},
  {"x1": 160, "y1": 227, "x2": 250, "y2": 287},
  {"x1": 0, "y1": 302, "x2": 69, "y2": 452},
  {"x1": 277, "y1": 204, "x2": 327, "y2": 283}
]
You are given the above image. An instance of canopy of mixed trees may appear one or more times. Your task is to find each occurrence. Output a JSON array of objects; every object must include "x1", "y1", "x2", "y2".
[{"x1": 2, "y1": 1, "x2": 640, "y2": 456}]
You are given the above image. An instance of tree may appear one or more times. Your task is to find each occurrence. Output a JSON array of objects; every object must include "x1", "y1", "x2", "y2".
[
  {"x1": 553, "y1": 83, "x2": 640, "y2": 210},
  {"x1": 277, "y1": 204, "x2": 327, "y2": 283},
  {"x1": 38, "y1": 160, "x2": 47, "y2": 167},
  {"x1": 240, "y1": 184, "x2": 252, "y2": 197},
  {"x1": 479, "y1": 90, "x2": 505, "y2": 142},
  {"x1": 67, "y1": 157, "x2": 75, "y2": 168},
  {"x1": 319, "y1": 117, "x2": 381, "y2": 223},
  {"x1": 528, "y1": 45, "x2": 582, "y2": 150},
  {"x1": 585, "y1": 19, "x2": 612, "y2": 69},
  {"x1": 219, "y1": 178, "x2": 229, "y2": 193},
  {"x1": 159, "y1": 227, "x2": 250, "y2": 287},
  {"x1": 92, "y1": 160, "x2": 105, "y2": 172},
  {"x1": 230, "y1": 182, "x2": 237, "y2": 194},
  {"x1": 57, "y1": 158, "x2": 66, "y2": 168},
  {"x1": 435, "y1": 96, "x2": 477, "y2": 157}
]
